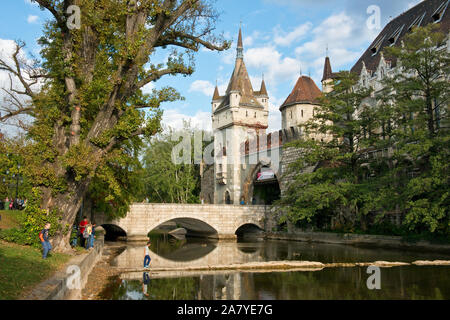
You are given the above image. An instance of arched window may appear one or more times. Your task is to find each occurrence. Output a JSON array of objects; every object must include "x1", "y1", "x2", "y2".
[{"x1": 225, "y1": 191, "x2": 232, "y2": 205}]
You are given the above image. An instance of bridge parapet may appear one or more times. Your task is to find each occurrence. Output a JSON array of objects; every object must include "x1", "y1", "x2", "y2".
[{"x1": 95, "y1": 204, "x2": 268, "y2": 241}]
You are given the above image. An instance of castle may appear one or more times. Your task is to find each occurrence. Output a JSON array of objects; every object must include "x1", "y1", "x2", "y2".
[{"x1": 201, "y1": 0, "x2": 449, "y2": 206}]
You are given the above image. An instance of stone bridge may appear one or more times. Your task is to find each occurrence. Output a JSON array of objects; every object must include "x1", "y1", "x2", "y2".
[{"x1": 95, "y1": 204, "x2": 268, "y2": 241}]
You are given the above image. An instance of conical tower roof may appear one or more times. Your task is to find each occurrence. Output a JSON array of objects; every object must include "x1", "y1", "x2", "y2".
[
  {"x1": 280, "y1": 76, "x2": 322, "y2": 110},
  {"x1": 215, "y1": 27, "x2": 262, "y2": 111},
  {"x1": 259, "y1": 79, "x2": 268, "y2": 96},
  {"x1": 237, "y1": 27, "x2": 243, "y2": 49},
  {"x1": 212, "y1": 85, "x2": 220, "y2": 100},
  {"x1": 322, "y1": 56, "x2": 333, "y2": 82}
]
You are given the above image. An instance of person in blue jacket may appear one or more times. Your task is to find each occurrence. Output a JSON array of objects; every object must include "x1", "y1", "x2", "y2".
[{"x1": 39, "y1": 223, "x2": 52, "y2": 259}]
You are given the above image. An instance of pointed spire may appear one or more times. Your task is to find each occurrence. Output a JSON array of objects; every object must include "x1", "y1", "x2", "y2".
[
  {"x1": 213, "y1": 84, "x2": 220, "y2": 100},
  {"x1": 322, "y1": 56, "x2": 333, "y2": 82},
  {"x1": 236, "y1": 26, "x2": 244, "y2": 60},
  {"x1": 238, "y1": 25, "x2": 243, "y2": 48},
  {"x1": 260, "y1": 76, "x2": 268, "y2": 96}
]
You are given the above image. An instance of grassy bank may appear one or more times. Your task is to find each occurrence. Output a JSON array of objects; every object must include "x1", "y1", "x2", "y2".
[
  {"x1": 0, "y1": 210, "x2": 23, "y2": 230},
  {"x1": 0, "y1": 240, "x2": 71, "y2": 300}
]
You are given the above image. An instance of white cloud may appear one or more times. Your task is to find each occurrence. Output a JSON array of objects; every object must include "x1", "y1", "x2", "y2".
[
  {"x1": 245, "y1": 46, "x2": 301, "y2": 89},
  {"x1": 27, "y1": 15, "x2": 39, "y2": 24},
  {"x1": 273, "y1": 22, "x2": 313, "y2": 46},
  {"x1": 189, "y1": 80, "x2": 215, "y2": 97},
  {"x1": 294, "y1": 12, "x2": 379, "y2": 83},
  {"x1": 24, "y1": 0, "x2": 38, "y2": 6},
  {"x1": 162, "y1": 109, "x2": 212, "y2": 131},
  {"x1": 141, "y1": 82, "x2": 155, "y2": 95}
]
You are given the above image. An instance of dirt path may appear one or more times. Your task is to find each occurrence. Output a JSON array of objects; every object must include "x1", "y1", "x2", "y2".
[{"x1": 81, "y1": 243, "x2": 126, "y2": 300}]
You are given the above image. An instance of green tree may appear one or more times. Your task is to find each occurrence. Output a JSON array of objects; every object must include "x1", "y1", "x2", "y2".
[
  {"x1": 141, "y1": 121, "x2": 212, "y2": 204},
  {"x1": 379, "y1": 24, "x2": 450, "y2": 235},
  {"x1": 277, "y1": 71, "x2": 374, "y2": 230},
  {"x1": 0, "y1": 0, "x2": 229, "y2": 251},
  {"x1": 0, "y1": 136, "x2": 33, "y2": 202}
]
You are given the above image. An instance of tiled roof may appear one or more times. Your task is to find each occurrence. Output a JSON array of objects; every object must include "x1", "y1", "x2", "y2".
[
  {"x1": 351, "y1": 0, "x2": 450, "y2": 75},
  {"x1": 280, "y1": 76, "x2": 322, "y2": 110}
]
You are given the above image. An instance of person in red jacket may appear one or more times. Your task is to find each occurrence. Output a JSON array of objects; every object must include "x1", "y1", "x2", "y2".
[{"x1": 79, "y1": 216, "x2": 88, "y2": 248}]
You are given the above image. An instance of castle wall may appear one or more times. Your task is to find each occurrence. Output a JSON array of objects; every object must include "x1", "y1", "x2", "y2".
[{"x1": 200, "y1": 165, "x2": 215, "y2": 204}]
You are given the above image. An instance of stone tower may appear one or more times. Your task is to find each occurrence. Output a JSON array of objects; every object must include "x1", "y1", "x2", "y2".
[
  {"x1": 321, "y1": 55, "x2": 336, "y2": 94},
  {"x1": 280, "y1": 75, "x2": 322, "y2": 135},
  {"x1": 211, "y1": 27, "x2": 269, "y2": 204}
]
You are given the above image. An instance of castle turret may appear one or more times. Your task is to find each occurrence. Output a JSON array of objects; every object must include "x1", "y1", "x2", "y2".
[
  {"x1": 321, "y1": 56, "x2": 335, "y2": 93},
  {"x1": 212, "y1": 27, "x2": 268, "y2": 132},
  {"x1": 280, "y1": 75, "x2": 322, "y2": 135},
  {"x1": 211, "y1": 27, "x2": 269, "y2": 205}
]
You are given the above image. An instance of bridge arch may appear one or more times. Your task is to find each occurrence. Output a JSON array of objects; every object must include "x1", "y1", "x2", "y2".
[
  {"x1": 235, "y1": 223, "x2": 264, "y2": 238},
  {"x1": 149, "y1": 217, "x2": 219, "y2": 238},
  {"x1": 101, "y1": 224, "x2": 127, "y2": 241}
]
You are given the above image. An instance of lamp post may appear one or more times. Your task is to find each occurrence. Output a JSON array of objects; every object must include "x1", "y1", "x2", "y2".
[{"x1": 14, "y1": 164, "x2": 21, "y2": 209}]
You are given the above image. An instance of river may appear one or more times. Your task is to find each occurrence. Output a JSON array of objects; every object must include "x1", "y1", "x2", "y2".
[{"x1": 98, "y1": 235, "x2": 450, "y2": 300}]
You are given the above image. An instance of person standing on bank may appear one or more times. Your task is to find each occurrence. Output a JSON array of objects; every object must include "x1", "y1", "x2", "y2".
[
  {"x1": 39, "y1": 223, "x2": 52, "y2": 259},
  {"x1": 84, "y1": 223, "x2": 92, "y2": 250},
  {"x1": 144, "y1": 241, "x2": 151, "y2": 269},
  {"x1": 88, "y1": 223, "x2": 96, "y2": 249},
  {"x1": 79, "y1": 216, "x2": 89, "y2": 248}
]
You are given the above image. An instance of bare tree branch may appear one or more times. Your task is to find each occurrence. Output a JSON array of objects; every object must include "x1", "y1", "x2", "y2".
[{"x1": 0, "y1": 42, "x2": 39, "y2": 98}]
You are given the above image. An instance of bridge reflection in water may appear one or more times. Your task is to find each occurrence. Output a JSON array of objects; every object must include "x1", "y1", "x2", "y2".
[
  {"x1": 102, "y1": 238, "x2": 450, "y2": 300},
  {"x1": 113, "y1": 240, "x2": 266, "y2": 277},
  {"x1": 110, "y1": 239, "x2": 272, "y2": 300}
]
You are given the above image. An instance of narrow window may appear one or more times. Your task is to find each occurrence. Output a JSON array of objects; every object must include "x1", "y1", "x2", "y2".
[
  {"x1": 301, "y1": 110, "x2": 304, "y2": 118},
  {"x1": 408, "y1": 12, "x2": 426, "y2": 31},
  {"x1": 388, "y1": 25, "x2": 404, "y2": 46},
  {"x1": 370, "y1": 35, "x2": 386, "y2": 56},
  {"x1": 433, "y1": 1, "x2": 449, "y2": 23}
]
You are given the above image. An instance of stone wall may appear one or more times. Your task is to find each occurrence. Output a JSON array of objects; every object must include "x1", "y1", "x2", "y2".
[
  {"x1": 266, "y1": 231, "x2": 450, "y2": 253},
  {"x1": 25, "y1": 233, "x2": 105, "y2": 300},
  {"x1": 279, "y1": 146, "x2": 302, "y2": 196},
  {"x1": 200, "y1": 164, "x2": 215, "y2": 204}
]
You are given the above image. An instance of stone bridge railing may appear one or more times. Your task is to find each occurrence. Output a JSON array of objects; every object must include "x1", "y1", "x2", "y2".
[{"x1": 95, "y1": 204, "x2": 268, "y2": 241}]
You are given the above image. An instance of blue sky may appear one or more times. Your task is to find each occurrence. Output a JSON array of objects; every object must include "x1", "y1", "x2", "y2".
[{"x1": 0, "y1": 0, "x2": 423, "y2": 134}]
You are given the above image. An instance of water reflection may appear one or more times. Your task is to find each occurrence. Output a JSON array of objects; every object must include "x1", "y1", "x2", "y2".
[
  {"x1": 102, "y1": 267, "x2": 450, "y2": 300},
  {"x1": 112, "y1": 236, "x2": 450, "y2": 271},
  {"x1": 101, "y1": 236, "x2": 450, "y2": 300}
]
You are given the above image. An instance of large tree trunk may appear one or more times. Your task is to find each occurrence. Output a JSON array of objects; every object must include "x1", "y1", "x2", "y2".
[{"x1": 41, "y1": 180, "x2": 90, "y2": 253}]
